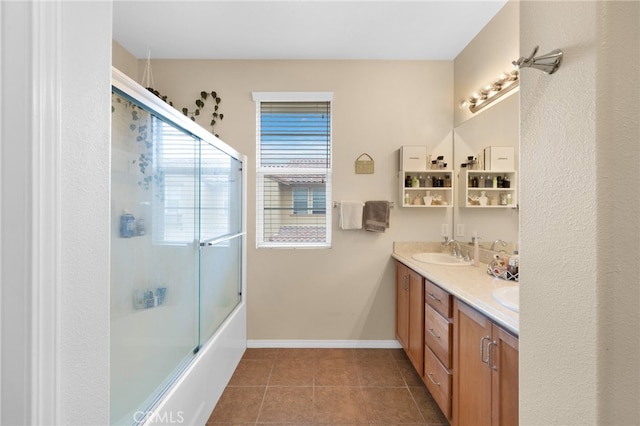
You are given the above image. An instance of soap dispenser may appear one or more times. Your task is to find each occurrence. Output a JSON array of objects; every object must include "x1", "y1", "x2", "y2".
[{"x1": 472, "y1": 232, "x2": 481, "y2": 267}]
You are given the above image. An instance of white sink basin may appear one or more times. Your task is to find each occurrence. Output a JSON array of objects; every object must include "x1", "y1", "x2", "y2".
[
  {"x1": 411, "y1": 252, "x2": 472, "y2": 266},
  {"x1": 492, "y1": 286, "x2": 519, "y2": 312}
]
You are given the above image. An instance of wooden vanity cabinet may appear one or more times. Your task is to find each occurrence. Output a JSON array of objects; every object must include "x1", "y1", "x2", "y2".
[
  {"x1": 395, "y1": 261, "x2": 424, "y2": 375},
  {"x1": 423, "y1": 280, "x2": 453, "y2": 420},
  {"x1": 453, "y1": 299, "x2": 519, "y2": 426}
]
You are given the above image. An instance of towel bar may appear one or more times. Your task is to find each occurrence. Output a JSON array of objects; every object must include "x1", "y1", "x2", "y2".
[{"x1": 333, "y1": 201, "x2": 394, "y2": 208}]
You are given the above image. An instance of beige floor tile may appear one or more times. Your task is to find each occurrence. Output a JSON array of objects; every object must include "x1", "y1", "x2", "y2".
[
  {"x1": 361, "y1": 387, "x2": 425, "y2": 424},
  {"x1": 357, "y1": 358, "x2": 406, "y2": 387},
  {"x1": 353, "y1": 348, "x2": 393, "y2": 361},
  {"x1": 208, "y1": 348, "x2": 448, "y2": 425},
  {"x1": 242, "y1": 347, "x2": 276, "y2": 360},
  {"x1": 315, "y1": 348, "x2": 356, "y2": 360},
  {"x1": 315, "y1": 357, "x2": 359, "y2": 386},
  {"x1": 313, "y1": 387, "x2": 368, "y2": 424},
  {"x1": 257, "y1": 386, "x2": 314, "y2": 423},
  {"x1": 269, "y1": 357, "x2": 314, "y2": 386},
  {"x1": 227, "y1": 358, "x2": 273, "y2": 387},
  {"x1": 397, "y1": 359, "x2": 426, "y2": 387},
  {"x1": 409, "y1": 385, "x2": 448, "y2": 424},
  {"x1": 206, "y1": 386, "x2": 265, "y2": 424},
  {"x1": 275, "y1": 347, "x2": 316, "y2": 359},
  {"x1": 390, "y1": 348, "x2": 409, "y2": 360}
]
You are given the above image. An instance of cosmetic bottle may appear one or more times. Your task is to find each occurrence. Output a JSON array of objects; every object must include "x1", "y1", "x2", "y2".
[
  {"x1": 119, "y1": 210, "x2": 136, "y2": 238},
  {"x1": 508, "y1": 251, "x2": 519, "y2": 278},
  {"x1": 503, "y1": 175, "x2": 510, "y2": 188},
  {"x1": 472, "y1": 233, "x2": 480, "y2": 267}
]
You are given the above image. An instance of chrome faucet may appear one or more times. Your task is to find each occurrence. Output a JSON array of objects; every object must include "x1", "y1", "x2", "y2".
[
  {"x1": 444, "y1": 238, "x2": 462, "y2": 258},
  {"x1": 490, "y1": 239, "x2": 508, "y2": 251}
]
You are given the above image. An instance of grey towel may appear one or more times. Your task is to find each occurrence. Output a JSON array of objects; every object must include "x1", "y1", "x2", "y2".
[{"x1": 363, "y1": 201, "x2": 390, "y2": 232}]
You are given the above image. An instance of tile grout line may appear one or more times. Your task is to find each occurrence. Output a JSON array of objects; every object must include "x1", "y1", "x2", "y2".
[
  {"x1": 253, "y1": 354, "x2": 275, "y2": 425},
  {"x1": 395, "y1": 357, "x2": 428, "y2": 425}
]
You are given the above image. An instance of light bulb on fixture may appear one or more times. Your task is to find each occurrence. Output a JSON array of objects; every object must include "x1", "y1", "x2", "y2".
[{"x1": 464, "y1": 66, "x2": 520, "y2": 114}]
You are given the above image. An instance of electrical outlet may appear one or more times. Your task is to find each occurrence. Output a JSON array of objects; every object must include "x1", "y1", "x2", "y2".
[
  {"x1": 441, "y1": 223, "x2": 449, "y2": 237},
  {"x1": 456, "y1": 224, "x2": 465, "y2": 237}
]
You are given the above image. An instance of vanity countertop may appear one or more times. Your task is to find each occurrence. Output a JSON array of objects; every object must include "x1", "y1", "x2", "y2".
[{"x1": 392, "y1": 241, "x2": 519, "y2": 336}]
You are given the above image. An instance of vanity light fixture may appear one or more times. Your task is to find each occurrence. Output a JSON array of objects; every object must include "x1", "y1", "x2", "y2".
[{"x1": 459, "y1": 69, "x2": 520, "y2": 114}]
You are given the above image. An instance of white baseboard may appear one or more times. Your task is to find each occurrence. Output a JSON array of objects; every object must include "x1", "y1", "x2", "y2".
[{"x1": 247, "y1": 339, "x2": 402, "y2": 349}]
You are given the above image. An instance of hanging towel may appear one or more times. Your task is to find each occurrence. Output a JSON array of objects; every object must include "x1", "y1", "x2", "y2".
[
  {"x1": 339, "y1": 201, "x2": 364, "y2": 230},
  {"x1": 363, "y1": 201, "x2": 390, "y2": 232}
]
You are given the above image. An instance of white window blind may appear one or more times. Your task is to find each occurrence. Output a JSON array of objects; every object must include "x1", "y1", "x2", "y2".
[{"x1": 253, "y1": 92, "x2": 333, "y2": 248}]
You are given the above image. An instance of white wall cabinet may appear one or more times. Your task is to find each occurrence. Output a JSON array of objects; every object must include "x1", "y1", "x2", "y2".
[
  {"x1": 460, "y1": 170, "x2": 517, "y2": 208},
  {"x1": 400, "y1": 170, "x2": 454, "y2": 208}
]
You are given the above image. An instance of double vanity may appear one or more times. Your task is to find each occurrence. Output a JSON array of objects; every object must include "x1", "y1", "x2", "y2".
[{"x1": 392, "y1": 242, "x2": 519, "y2": 426}]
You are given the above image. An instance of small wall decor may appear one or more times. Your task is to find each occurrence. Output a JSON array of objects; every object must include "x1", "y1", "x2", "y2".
[{"x1": 355, "y1": 153, "x2": 375, "y2": 174}]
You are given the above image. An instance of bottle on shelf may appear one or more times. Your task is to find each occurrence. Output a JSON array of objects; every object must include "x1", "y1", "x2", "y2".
[
  {"x1": 119, "y1": 210, "x2": 136, "y2": 238},
  {"x1": 405, "y1": 175, "x2": 412, "y2": 187},
  {"x1": 411, "y1": 176, "x2": 419, "y2": 188},
  {"x1": 479, "y1": 191, "x2": 488, "y2": 206},
  {"x1": 485, "y1": 175, "x2": 492, "y2": 188},
  {"x1": 508, "y1": 251, "x2": 519, "y2": 277},
  {"x1": 424, "y1": 191, "x2": 433, "y2": 206}
]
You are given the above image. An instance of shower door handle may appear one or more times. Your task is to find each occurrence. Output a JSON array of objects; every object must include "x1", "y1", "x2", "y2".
[{"x1": 199, "y1": 242, "x2": 214, "y2": 247}]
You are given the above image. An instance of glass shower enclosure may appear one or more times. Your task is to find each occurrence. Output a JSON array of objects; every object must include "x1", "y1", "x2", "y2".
[{"x1": 110, "y1": 68, "x2": 244, "y2": 425}]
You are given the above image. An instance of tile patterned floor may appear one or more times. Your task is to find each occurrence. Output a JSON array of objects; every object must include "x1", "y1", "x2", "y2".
[{"x1": 207, "y1": 348, "x2": 448, "y2": 425}]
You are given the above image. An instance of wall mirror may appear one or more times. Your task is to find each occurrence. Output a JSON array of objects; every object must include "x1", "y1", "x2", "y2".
[{"x1": 452, "y1": 93, "x2": 519, "y2": 248}]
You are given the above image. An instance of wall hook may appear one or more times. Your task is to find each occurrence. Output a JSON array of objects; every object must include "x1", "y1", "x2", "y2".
[{"x1": 513, "y1": 46, "x2": 563, "y2": 75}]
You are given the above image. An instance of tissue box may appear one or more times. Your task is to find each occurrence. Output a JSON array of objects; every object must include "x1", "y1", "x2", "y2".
[
  {"x1": 400, "y1": 145, "x2": 428, "y2": 171},
  {"x1": 484, "y1": 146, "x2": 514, "y2": 171}
]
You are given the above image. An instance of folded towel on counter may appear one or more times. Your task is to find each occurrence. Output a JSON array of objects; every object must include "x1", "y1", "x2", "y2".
[
  {"x1": 363, "y1": 201, "x2": 390, "y2": 232},
  {"x1": 339, "y1": 201, "x2": 364, "y2": 230}
]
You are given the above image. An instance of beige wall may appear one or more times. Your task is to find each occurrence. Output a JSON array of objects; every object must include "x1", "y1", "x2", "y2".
[
  {"x1": 520, "y1": 1, "x2": 639, "y2": 424},
  {"x1": 112, "y1": 40, "x2": 138, "y2": 79},
  {"x1": 114, "y1": 59, "x2": 454, "y2": 341}
]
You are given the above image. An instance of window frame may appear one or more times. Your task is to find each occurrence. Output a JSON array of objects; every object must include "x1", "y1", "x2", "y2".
[{"x1": 252, "y1": 92, "x2": 333, "y2": 249}]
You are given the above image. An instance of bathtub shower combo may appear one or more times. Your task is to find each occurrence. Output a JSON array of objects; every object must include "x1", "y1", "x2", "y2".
[{"x1": 111, "y1": 68, "x2": 246, "y2": 425}]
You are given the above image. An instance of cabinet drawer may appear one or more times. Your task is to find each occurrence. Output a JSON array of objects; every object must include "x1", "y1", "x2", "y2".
[
  {"x1": 425, "y1": 303, "x2": 452, "y2": 368},
  {"x1": 424, "y1": 346, "x2": 452, "y2": 419},
  {"x1": 425, "y1": 280, "x2": 452, "y2": 318}
]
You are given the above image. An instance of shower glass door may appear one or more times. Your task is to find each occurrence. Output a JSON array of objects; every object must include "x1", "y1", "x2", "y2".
[
  {"x1": 198, "y1": 142, "x2": 243, "y2": 342},
  {"x1": 111, "y1": 90, "x2": 200, "y2": 424}
]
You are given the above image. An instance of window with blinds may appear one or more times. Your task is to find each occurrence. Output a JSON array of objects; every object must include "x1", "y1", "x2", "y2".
[{"x1": 253, "y1": 93, "x2": 333, "y2": 248}]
